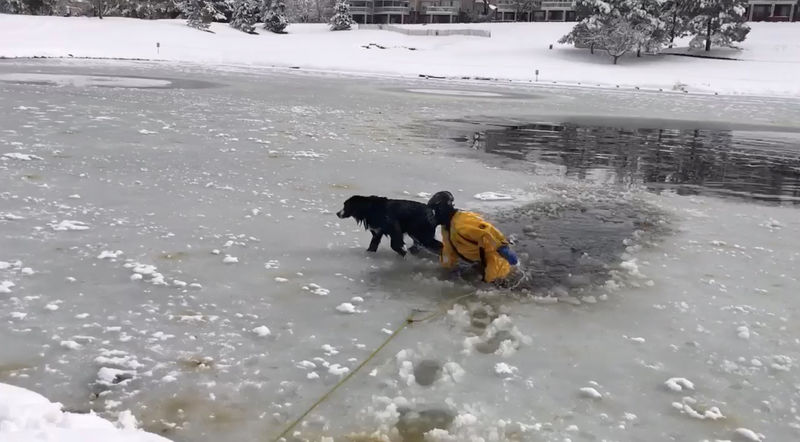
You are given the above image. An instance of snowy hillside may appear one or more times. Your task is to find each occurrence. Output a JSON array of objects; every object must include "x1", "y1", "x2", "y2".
[{"x1": 1, "y1": 14, "x2": 800, "y2": 96}]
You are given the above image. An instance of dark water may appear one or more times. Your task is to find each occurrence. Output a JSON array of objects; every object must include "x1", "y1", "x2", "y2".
[{"x1": 461, "y1": 123, "x2": 800, "y2": 205}]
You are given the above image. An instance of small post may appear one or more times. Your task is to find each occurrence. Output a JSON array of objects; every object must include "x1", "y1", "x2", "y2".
[
  {"x1": 156, "y1": 42, "x2": 160, "y2": 54},
  {"x1": 535, "y1": 69, "x2": 539, "y2": 82}
]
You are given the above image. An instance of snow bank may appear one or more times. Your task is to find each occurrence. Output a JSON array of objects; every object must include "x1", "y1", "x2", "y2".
[
  {"x1": 0, "y1": 382, "x2": 171, "y2": 442},
  {"x1": 1, "y1": 15, "x2": 799, "y2": 96}
]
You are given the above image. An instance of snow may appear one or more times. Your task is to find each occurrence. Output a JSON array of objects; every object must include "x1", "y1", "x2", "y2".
[
  {"x1": 579, "y1": 387, "x2": 603, "y2": 399},
  {"x1": 735, "y1": 427, "x2": 764, "y2": 441},
  {"x1": 0, "y1": 382, "x2": 170, "y2": 442},
  {"x1": 2, "y1": 152, "x2": 43, "y2": 161},
  {"x1": 49, "y1": 220, "x2": 90, "y2": 231},
  {"x1": 252, "y1": 325, "x2": 271, "y2": 337},
  {"x1": 473, "y1": 192, "x2": 514, "y2": 201},
  {"x1": 1, "y1": 16, "x2": 800, "y2": 96},
  {"x1": 665, "y1": 377, "x2": 695, "y2": 392}
]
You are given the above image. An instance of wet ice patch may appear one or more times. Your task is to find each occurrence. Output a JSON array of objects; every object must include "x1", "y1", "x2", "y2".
[
  {"x1": 0, "y1": 73, "x2": 172, "y2": 88},
  {"x1": 407, "y1": 88, "x2": 504, "y2": 98}
]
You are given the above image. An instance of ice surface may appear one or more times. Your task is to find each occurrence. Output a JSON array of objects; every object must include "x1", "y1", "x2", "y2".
[{"x1": 0, "y1": 61, "x2": 799, "y2": 442}]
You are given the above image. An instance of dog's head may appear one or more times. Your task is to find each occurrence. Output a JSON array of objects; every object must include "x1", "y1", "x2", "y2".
[{"x1": 336, "y1": 195, "x2": 385, "y2": 223}]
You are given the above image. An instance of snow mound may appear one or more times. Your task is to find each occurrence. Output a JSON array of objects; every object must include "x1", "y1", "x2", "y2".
[{"x1": 0, "y1": 382, "x2": 171, "y2": 441}]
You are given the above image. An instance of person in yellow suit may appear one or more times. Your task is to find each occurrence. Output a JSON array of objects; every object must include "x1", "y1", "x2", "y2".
[{"x1": 427, "y1": 191, "x2": 518, "y2": 283}]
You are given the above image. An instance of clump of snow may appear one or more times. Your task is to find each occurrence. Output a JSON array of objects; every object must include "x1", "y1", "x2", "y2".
[
  {"x1": 60, "y1": 340, "x2": 82, "y2": 350},
  {"x1": 494, "y1": 362, "x2": 517, "y2": 377},
  {"x1": 274, "y1": 277, "x2": 288, "y2": 283},
  {"x1": 0, "y1": 382, "x2": 170, "y2": 441},
  {"x1": 0, "y1": 280, "x2": 14, "y2": 294},
  {"x1": 579, "y1": 387, "x2": 603, "y2": 399},
  {"x1": 328, "y1": 363, "x2": 350, "y2": 376},
  {"x1": 734, "y1": 427, "x2": 764, "y2": 441},
  {"x1": 2, "y1": 152, "x2": 43, "y2": 161},
  {"x1": 222, "y1": 255, "x2": 239, "y2": 264},
  {"x1": 97, "y1": 250, "x2": 124, "y2": 260},
  {"x1": 473, "y1": 192, "x2": 513, "y2": 201},
  {"x1": 671, "y1": 397, "x2": 725, "y2": 420},
  {"x1": 303, "y1": 283, "x2": 330, "y2": 296},
  {"x1": 737, "y1": 325, "x2": 751, "y2": 339},
  {"x1": 252, "y1": 326, "x2": 271, "y2": 337},
  {"x1": 665, "y1": 377, "x2": 695, "y2": 392},
  {"x1": 264, "y1": 260, "x2": 280, "y2": 269},
  {"x1": 50, "y1": 220, "x2": 90, "y2": 231},
  {"x1": 335, "y1": 302, "x2": 359, "y2": 314}
]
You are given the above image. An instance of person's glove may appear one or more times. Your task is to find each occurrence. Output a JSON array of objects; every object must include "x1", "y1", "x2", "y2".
[{"x1": 497, "y1": 245, "x2": 518, "y2": 265}]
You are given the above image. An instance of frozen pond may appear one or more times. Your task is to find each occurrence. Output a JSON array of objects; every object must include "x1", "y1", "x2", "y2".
[{"x1": 2, "y1": 60, "x2": 800, "y2": 442}]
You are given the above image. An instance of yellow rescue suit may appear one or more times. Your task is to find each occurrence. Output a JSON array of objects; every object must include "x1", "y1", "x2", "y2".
[{"x1": 440, "y1": 211, "x2": 511, "y2": 283}]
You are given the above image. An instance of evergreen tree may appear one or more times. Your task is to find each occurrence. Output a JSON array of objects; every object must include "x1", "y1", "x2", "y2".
[
  {"x1": 230, "y1": 0, "x2": 258, "y2": 32},
  {"x1": 0, "y1": 0, "x2": 25, "y2": 13},
  {"x1": 684, "y1": 0, "x2": 750, "y2": 51},
  {"x1": 329, "y1": 0, "x2": 354, "y2": 31},
  {"x1": 662, "y1": 0, "x2": 691, "y2": 48},
  {"x1": 180, "y1": 0, "x2": 219, "y2": 30},
  {"x1": 561, "y1": 0, "x2": 669, "y2": 62},
  {"x1": 264, "y1": 0, "x2": 288, "y2": 33}
]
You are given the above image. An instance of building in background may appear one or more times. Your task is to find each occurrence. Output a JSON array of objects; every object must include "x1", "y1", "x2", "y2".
[{"x1": 745, "y1": 0, "x2": 799, "y2": 21}]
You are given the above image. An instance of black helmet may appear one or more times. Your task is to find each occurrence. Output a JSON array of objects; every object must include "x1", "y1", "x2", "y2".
[{"x1": 427, "y1": 191, "x2": 454, "y2": 210}]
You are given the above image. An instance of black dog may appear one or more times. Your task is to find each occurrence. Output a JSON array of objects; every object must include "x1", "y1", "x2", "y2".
[{"x1": 336, "y1": 195, "x2": 442, "y2": 257}]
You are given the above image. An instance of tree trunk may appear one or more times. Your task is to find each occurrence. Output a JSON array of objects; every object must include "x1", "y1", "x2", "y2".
[
  {"x1": 637, "y1": 48, "x2": 641, "y2": 57},
  {"x1": 705, "y1": 17, "x2": 712, "y2": 51},
  {"x1": 669, "y1": 9, "x2": 677, "y2": 48},
  {"x1": 613, "y1": 55, "x2": 619, "y2": 64},
  {"x1": 590, "y1": 43, "x2": 594, "y2": 54}
]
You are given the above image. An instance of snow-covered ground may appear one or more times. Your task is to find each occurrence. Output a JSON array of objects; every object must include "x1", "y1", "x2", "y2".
[
  {"x1": 1, "y1": 59, "x2": 800, "y2": 442},
  {"x1": 1, "y1": 14, "x2": 800, "y2": 97}
]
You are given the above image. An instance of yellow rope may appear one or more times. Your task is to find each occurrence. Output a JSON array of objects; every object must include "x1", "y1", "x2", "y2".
[
  {"x1": 272, "y1": 313, "x2": 414, "y2": 441},
  {"x1": 271, "y1": 293, "x2": 476, "y2": 441}
]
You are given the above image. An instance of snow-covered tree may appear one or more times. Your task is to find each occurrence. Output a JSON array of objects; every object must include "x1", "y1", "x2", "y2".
[
  {"x1": 329, "y1": 0, "x2": 353, "y2": 30},
  {"x1": 180, "y1": 0, "x2": 221, "y2": 30},
  {"x1": 600, "y1": 17, "x2": 640, "y2": 64},
  {"x1": 230, "y1": 0, "x2": 258, "y2": 32},
  {"x1": 561, "y1": 0, "x2": 668, "y2": 61},
  {"x1": 662, "y1": 0, "x2": 691, "y2": 47},
  {"x1": 0, "y1": 0, "x2": 25, "y2": 13},
  {"x1": 622, "y1": 0, "x2": 668, "y2": 56},
  {"x1": 264, "y1": 0, "x2": 288, "y2": 33},
  {"x1": 684, "y1": 0, "x2": 750, "y2": 51}
]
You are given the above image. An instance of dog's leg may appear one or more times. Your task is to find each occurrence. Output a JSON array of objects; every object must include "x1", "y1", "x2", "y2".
[
  {"x1": 367, "y1": 229, "x2": 382, "y2": 252},
  {"x1": 419, "y1": 236, "x2": 443, "y2": 255},
  {"x1": 408, "y1": 240, "x2": 421, "y2": 256},
  {"x1": 389, "y1": 229, "x2": 407, "y2": 257}
]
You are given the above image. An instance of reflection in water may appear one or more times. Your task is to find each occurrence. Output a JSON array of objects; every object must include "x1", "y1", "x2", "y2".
[{"x1": 471, "y1": 123, "x2": 800, "y2": 204}]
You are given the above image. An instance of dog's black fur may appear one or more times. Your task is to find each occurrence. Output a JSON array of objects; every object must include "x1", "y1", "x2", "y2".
[{"x1": 337, "y1": 195, "x2": 442, "y2": 257}]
